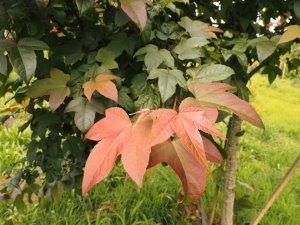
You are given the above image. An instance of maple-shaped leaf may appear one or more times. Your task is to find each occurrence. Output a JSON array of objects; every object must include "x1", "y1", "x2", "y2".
[
  {"x1": 65, "y1": 97, "x2": 105, "y2": 132},
  {"x1": 202, "y1": 136, "x2": 223, "y2": 164},
  {"x1": 82, "y1": 107, "x2": 152, "y2": 195},
  {"x1": 178, "y1": 17, "x2": 223, "y2": 39},
  {"x1": 148, "y1": 139, "x2": 206, "y2": 201},
  {"x1": 188, "y1": 82, "x2": 264, "y2": 128},
  {"x1": 148, "y1": 69, "x2": 186, "y2": 102},
  {"x1": 27, "y1": 68, "x2": 70, "y2": 111},
  {"x1": 147, "y1": 98, "x2": 224, "y2": 171},
  {"x1": 83, "y1": 74, "x2": 121, "y2": 103},
  {"x1": 120, "y1": 0, "x2": 148, "y2": 30}
]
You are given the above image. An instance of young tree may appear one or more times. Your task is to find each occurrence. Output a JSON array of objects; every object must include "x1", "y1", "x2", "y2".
[{"x1": 0, "y1": 0, "x2": 299, "y2": 224}]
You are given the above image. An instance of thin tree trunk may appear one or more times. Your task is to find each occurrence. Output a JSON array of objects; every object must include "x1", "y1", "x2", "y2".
[{"x1": 221, "y1": 115, "x2": 242, "y2": 225}]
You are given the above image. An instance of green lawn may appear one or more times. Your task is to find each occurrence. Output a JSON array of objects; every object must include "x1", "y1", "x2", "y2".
[{"x1": 0, "y1": 75, "x2": 299, "y2": 225}]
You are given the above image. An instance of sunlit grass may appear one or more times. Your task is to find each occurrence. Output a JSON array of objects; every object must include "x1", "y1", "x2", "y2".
[{"x1": 0, "y1": 75, "x2": 300, "y2": 225}]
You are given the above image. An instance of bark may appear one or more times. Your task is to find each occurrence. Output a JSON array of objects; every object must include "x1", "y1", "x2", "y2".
[{"x1": 221, "y1": 115, "x2": 242, "y2": 225}]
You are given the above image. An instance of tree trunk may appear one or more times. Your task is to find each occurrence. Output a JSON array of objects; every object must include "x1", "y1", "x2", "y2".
[{"x1": 221, "y1": 115, "x2": 242, "y2": 225}]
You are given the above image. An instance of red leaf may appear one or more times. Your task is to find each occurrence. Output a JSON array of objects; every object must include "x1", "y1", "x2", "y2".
[
  {"x1": 188, "y1": 82, "x2": 264, "y2": 128},
  {"x1": 83, "y1": 107, "x2": 152, "y2": 195},
  {"x1": 82, "y1": 138, "x2": 119, "y2": 196},
  {"x1": 203, "y1": 136, "x2": 223, "y2": 164},
  {"x1": 148, "y1": 139, "x2": 206, "y2": 201},
  {"x1": 147, "y1": 99, "x2": 224, "y2": 171},
  {"x1": 120, "y1": 0, "x2": 148, "y2": 30},
  {"x1": 83, "y1": 74, "x2": 120, "y2": 103}
]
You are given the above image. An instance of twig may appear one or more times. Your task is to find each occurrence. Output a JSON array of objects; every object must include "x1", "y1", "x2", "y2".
[
  {"x1": 208, "y1": 185, "x2": 219, "y2": 225},
  {"x1": 200, "y1": 198, "x2": 208, "y2": 225},
  {"x1": 250, "y1": 153, "x2": 300, "y2": 225}
]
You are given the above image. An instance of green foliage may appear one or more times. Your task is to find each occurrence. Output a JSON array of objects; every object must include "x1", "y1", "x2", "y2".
[
  {"x1": 0, "y1": 0, "x2": 299, "y2": 212},
  {"x1": 1, "y1": 76, "x2": 299, "y2": 225}
]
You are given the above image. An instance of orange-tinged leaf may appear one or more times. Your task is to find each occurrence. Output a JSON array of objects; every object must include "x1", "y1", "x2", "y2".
[
  {"x1": 120, "y1": 0, "x2": 148, "y2": 30},
  {"x1": 83, "y1": 107, "x2": 153, "y2": 194},
  {"x1": 82, "y1": 138, "x2": 119, "y2": 196},
  {"x1": 203, "y1": 137, "x2": 223, "y2": 164},
  {"x1": 83, "y1": 74, "x2": 120, "y2": 102},
  {"x1": 146, "y1": 100, "x2": 224, "y2": 171},
  {"x1": 148, "y1": 139, "x2": 206, "y2": 201},
  {"x1": 86, "y1": 107, "x2": 131, "y2": 141},
  {"x1": 27, "y1": 68, "x2": 70, "y2": 111},
  {"x1": 188, "y1": 82, "x2": 264, "y2": 128},
  {"x1": 121, "y1": 116, "x2": 153, "y2": 187}
]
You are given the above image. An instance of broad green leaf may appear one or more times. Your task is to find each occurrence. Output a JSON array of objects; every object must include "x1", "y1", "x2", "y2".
[
  {"x1": 134, "y1": 44, "x2": 174, "y2": 71},
  {"x1": 134, "y1": 44, "x2": 158, "y2": 57},
  {"x1": 0, "y1": 38, "x2": 49, "y2": 82},
  {"x1": 249, "y1": 37, "x2": 276, "y2": 62},
  {"x1": 174, "y1": 37, "x2": 209, "y2": 60},
  {"x1": 148, "y1": 69, "x2": 186, "y2": 102},
  {"x1": 0, "y1": 53, "x2": 7, "y2": 75},
  {"x1": 0, "y1": 39, "x2": 16, "y2": 52},
  {"x1": 65, "y1": 97, "x2": 104, "y2": 132},
  {"x1": 107, "y1": 33, "x2": 135, "y2": 56},
  {"x1": 120, "y1": 0, "x2": 147, "y2": 30},
  {"x1": 130, "y1": 73, "x2": 148, "y2": 99},
  {"x1": 187, "y1": 64, "x2": 235, "y2": 83},
  {"x1": 18, "y1": 38, "x2": 49, "y2": 50},
  {"x1": 8, "y1": 47, "x2": 36, "y2": 82},
  {"x1": 178, "y1": 17, "x2": 222, "y2": 39},
  {"x1": 96, "y1": 48, "x2": 118, "y2": 69},
  {"x1": 278, "y1": 25, "x2": 300, "y2": 44},
  {"x1": 118, "y1": 87, "x2": 135, "y2": 111},
  {"x1": 134, "y1": 45, "x2": 174, "y2": 71},
  {"x1": 76, "y1": 0, "x2": 94, "y2": 16},
  {"x1": 134, "y1": 86, "x2": 160, "y2": 110},
  {"x1": 27, "y1": 68, "x2": 70, "y2": 111},
  {"x1": 222, "y1": 49, "x2": 248, "y2": 68}
]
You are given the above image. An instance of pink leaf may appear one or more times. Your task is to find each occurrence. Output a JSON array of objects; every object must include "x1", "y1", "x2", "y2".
[
  {"x1": 148, "y1": 139, "x2": 206, "y2": 201},
  {"x1": 120, "y1": 0, "x2": 148, "y2": 30},
  {"x1": 188, "y1": 82, "x2": 264, "y2": 128}
]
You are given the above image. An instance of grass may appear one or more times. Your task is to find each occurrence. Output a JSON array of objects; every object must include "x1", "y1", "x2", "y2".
[{"x1": 0, "y1": 75, "x2": 300, "y2": 225}]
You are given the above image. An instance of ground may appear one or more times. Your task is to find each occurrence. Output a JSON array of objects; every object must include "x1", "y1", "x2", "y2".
[{"x1": 0, "y1": 75, "x2": 299, "y2": 225}]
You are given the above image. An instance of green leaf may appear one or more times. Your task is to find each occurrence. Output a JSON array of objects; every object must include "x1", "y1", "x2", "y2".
[
  {"x1": 130, "y1": 73, "x2": 148, "y2": 99},
  {"x1": 249, "y1": 37, "x2": 276, "y2": 62},
  {"x1": 76, "y1": 0, "x2": 94, "y2": 16},
  {"x1": 174, "y1": 37, "x2": 209, "y2": 60},
  {"x1": 118, "y1": 87, "x2": 135, "y2": 111},
  {"x1": 278, "y1": 25, "x2": 300, "y2": 44},
  {"x1": 0, "y1": 39, "x2": 16, "y2": 52},
  {"x1": 134, "y1": 45, "x2": 174, "y2": 71},
  {"x1": 178, "y1": 17, "x2": 215, "y2": 39},
  {"x1": 0, "y1": 38, "x2": 49, "y2": 82},
  {"x1": 0, "y1": 53, "x2": 7, "y2": 75},
  {"x1": 134, "y1": 86, "x2": 161, "y2": 110},
  {"x1": 65, "y1": 97, "x2": 104, "y2": 132},
  {"x1": 148, "y1": 69, "x2": 186, "y2": 102},
  {"x1": 187, "y1": 64, "x2": 235, "y2": 83},
  {"x1": 18, "y1": 38, "x2": 49, "y2": 50},
  {"x1": 27, "y1": 68, "x2": 71, "y2": 111},
  {"x1": 96, "y1": 48, "x2": 118, "y2": 69},
  {"x1": 8, "y1": 46, "x2": 37, "y2": 82}
]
